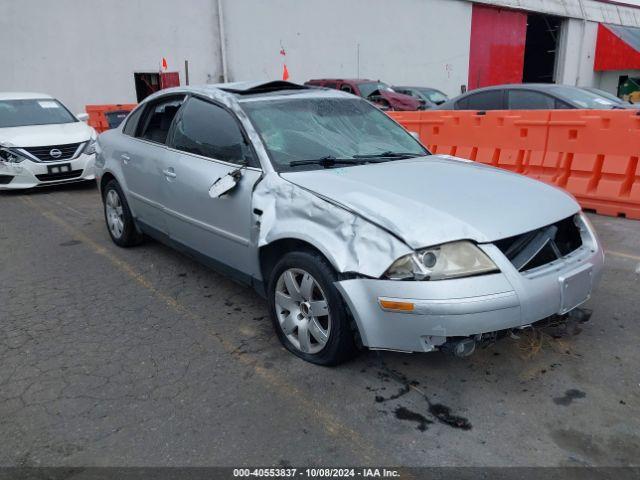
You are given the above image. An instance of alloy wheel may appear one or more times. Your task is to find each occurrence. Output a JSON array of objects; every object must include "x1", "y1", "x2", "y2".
[
  {"x1": 105, "y1": 189, "x2": 124, "y2": 239},
  {"x1": 274, "y1": 268, "x2": 331, "y2": 354}
]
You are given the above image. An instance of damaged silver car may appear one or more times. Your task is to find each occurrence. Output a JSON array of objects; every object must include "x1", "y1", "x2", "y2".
[{"x1": 95, "y1": 81, "x2": 604, "y2": 365}]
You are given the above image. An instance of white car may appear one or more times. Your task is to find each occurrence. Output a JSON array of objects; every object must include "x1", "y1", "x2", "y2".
[{"x1": 0, "y1": 92, "x2": 97, "y2": 190}]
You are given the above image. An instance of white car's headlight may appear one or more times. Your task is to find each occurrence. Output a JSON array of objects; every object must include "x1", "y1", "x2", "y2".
[
  {"x1": 84, "y1": 138, "x2": 97, "y2": 155},
  {"x1": 0, "y1": 147, "x2": 27, "y2": 164},
  {"x1": 384, "y1": 240, "x2": 498, "y2": 281}
]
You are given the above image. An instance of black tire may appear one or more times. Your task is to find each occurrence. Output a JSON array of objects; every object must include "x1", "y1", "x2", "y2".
[
  {"x1": 102, "y1": 179, "x2": 143, "y2": 247},
  {"x1": 267, "y1": 250, "x2": 358, "y2": 366}
]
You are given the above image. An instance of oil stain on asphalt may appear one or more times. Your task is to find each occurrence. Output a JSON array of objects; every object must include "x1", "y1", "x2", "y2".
[
  {"x1": 394, "y1": 406, "x2": 433, "y2": 432},
  {"x1": 553, "y1": 389, "x2": 587, "y2": 406},
  {"x1": 375, "y1": 360, "x2": 473, "y2": 431},
  {"x1": 374, "y1": 385, "x2": 411, "y2": 403},
  {"x1": 428, "y1": 403, "x2": 472, "y2": 430},
  {"x1": 59, "y1": 239, "x2": 82, "y2": 247}
]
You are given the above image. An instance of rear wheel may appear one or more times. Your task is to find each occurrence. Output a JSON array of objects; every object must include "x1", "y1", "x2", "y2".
[
  {"x1": 102, "y1": 179, "x2": 143, "y2": 247},
  {"x1": 267, "y1": 251, "x2": 357, "y2": 365}
]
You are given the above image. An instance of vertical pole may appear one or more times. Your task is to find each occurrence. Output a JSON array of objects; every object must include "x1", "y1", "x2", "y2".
[
  {"x1": 356, "y1": 43, "x2": 360, "y2": 78},
  {"x1": 217, "y1": 0, "x2": 229, "y2": 83},
  {"x1": 575, "y1": 0, "x2": 588, "y2": 86},
  {"x1": 185, "y1": 60, "x2": 190, "y2": 86}
]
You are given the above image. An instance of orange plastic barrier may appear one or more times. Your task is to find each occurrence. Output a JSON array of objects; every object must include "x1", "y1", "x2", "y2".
[
  {"x1": 389, "y1": 110, "x2": 640, "y2": 220},
  {"x1": 544, "y1": 110, "x2": 640, "y2": 220},
  {"x1": 85, "y1": 104, "x2": 137, "y2": 133}
]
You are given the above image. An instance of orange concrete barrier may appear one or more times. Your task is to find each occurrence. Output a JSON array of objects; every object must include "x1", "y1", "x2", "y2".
[
  {"x1": 85, "y1": 104, "x2": 137, "y2": 133},
  {"x1": 389, "y1": 109, "x2": 640, "y2": 220},
  {"x1": 544, "y1": 110, "x2": 640, "y2": 220}
]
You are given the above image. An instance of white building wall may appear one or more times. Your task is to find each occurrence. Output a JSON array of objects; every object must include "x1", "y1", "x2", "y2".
[
  {"x1": 2, "y1": 0, "x2": 640, "y2": 111},
  {"x1": 598, "y1": 69, "x2": 640, "y2": 93},
  {"x1": 221, "y1": 0, "x2": 473, "y2": 98},
  {"x1": 0, "y1": 0, "x2": 222, "y2": 113},
  {"x1": 555, "y1": 18, "x2": 598, "y2": 87}
]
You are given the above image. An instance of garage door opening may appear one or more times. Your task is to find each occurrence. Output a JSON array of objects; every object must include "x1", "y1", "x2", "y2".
[
  {"x1": 523, "y1": 14, "x2": 562, "y2": 83},
  {"x1": 134, "y1": 73, "x2": 161, "y2": 102}
]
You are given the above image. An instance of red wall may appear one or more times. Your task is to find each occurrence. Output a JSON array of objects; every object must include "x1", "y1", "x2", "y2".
[
  {"x1": 594, "y1": 24, "x2": 640, "y2": 71},
  {"x1": 468, "y1": 4, "x2": 527, "y2": 90}
]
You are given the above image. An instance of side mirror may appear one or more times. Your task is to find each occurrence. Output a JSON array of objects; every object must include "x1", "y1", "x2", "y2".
[
  {"x1": 76, "y1": 112, "x2": 89, "y2": 122},
  {"x1": 208, "y1": 168, "x2": 243, "y2": 198},
  {"x1": 409, "y1": 131, "x2": 420, "y2": 140}
]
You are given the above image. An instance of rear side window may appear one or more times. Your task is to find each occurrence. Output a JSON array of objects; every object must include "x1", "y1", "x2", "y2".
[
  {"x1": 137, "y1": 96, "x2": 185, "y2": 144},
  {"x1": 122, "y1": 106, "x2": 144, "y2": 136},
  {"x1": 340, "y1": 84, "x2": 354, "y2": 93},
  {"x1": 555, "y1": 99, "x2": 573, "y2": 109},
  {"x1": 170, "y1": 97, "x2": 253, "y2": 165},
  {"x1": 507, "y1": 90, "x2": 555, "y2": 109},
  {"x1": 462, "y1": 91, "x2": 504, "y2": 110}
]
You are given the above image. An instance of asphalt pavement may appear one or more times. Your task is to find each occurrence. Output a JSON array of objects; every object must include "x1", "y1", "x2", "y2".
[{"x1": 1, "y1": 182, "x2": 639, "y2": 467}]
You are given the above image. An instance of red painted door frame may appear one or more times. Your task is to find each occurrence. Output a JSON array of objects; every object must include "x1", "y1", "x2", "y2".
[
  {"x1": 468, "y1": 4, "x2": 528, "y2": 90},
  {"x1": 160, "y1": 72, "x2": 180, "y2": 89}
]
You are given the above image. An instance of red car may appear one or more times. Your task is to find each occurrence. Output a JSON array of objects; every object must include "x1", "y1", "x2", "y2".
[{"x1": 305, "y1": 78, "x2": 422, "y2": 111}]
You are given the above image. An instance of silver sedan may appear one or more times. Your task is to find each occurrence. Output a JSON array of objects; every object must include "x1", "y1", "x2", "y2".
[{"x1": 95, "y1": 81, "x2": 604, "y2": 365}]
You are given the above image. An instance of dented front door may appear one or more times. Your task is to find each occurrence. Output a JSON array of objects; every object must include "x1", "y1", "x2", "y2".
[{"x1": 161, "y1": 150, "x2": 261, "y2": 276}]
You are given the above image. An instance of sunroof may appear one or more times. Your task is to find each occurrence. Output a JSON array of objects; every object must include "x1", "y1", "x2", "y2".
[{"x1": 220, "y1": 81, "x2": 310, "y2": 95}]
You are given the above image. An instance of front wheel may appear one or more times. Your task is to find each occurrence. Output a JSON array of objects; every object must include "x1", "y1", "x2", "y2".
[{"x1": 267, "y1": 251, "x2": 357, "y2": 365}]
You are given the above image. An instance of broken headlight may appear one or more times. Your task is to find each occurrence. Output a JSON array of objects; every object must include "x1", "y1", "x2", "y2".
[
  {"x1": 0, "y1": 147, "x2": 26, "y2": 164},
  {"x1": 384, "y1": 241, "x2": 498, "y2": 281},
  {"x1": 83, "y1": 137, "x2": 97, "y2": 155}
]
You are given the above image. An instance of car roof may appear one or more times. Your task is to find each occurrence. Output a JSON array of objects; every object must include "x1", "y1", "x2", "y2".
[
  {"x1": 393, "y1": 86, "x2": 442, "y2": 91},
  {"x1": 145, "y1": 81, "x2": 353, "y2": 107},
  {"x1": 308, "y1": 79, "x2": 377, "y2": 84},
  {"x1": 0, "y1": 92, "x2": 54, "y2": 101},
  {"x1": 464, "y1": 83, "x2": 573, "y2": 93}
]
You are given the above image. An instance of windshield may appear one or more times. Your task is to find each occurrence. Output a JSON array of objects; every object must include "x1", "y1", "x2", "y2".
[
  {"x1": 416, "y1": 88, "x2": 448, "y2": 104},
  {"x1": 0, "y1": 99, "x2": 77, "y2": 128},
  {"x1": 552, "y1": 86, "x2": 620, "y2": 109},
  {"x1": 583, "y1": 88, "x2": 625, "y2": 104},
  {"x1": 242, "y1": 97, "x2": 428, "y2": 170},
  {"x1": 357, "y1": 82, "x2": 393, "y2": 98}
]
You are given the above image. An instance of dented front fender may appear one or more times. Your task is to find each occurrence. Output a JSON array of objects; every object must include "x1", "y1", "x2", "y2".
[{"x1": 252, "y1": 173, "x2": 412, "y2": 279}]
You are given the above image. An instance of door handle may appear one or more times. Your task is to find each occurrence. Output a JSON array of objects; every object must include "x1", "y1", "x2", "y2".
[
  {"x1": 162, "y1": 167, "x2": 177, "y2": 179},
  {"x1": 120, "y1": 153, "x2": 131, "y2": 164}
]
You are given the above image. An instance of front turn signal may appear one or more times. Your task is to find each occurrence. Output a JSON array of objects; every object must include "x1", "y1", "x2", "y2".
[{"x1": 379, "y1": 299, "x2": 415, "y2": 312}]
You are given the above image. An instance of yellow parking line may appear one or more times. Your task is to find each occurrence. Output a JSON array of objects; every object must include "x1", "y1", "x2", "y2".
[
  {"x1": 20, "y1": 195, "x2": 379, "y2": 463},
  {"x1": 606, "y1": 250, "x2": 640, "y2": 262}
]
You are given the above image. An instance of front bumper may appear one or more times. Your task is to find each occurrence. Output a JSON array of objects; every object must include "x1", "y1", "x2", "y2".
[
  {"x1": 0, "y1": 154, "x2": 96, "y2": 190},
  {"x1": 336, "y1": 218, "x2": 605, "y2": 353}
]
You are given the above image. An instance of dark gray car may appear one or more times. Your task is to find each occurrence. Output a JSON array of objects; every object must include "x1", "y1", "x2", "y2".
[{"x1": 438, "y1": 83, "x2": 632, "y2": 110}]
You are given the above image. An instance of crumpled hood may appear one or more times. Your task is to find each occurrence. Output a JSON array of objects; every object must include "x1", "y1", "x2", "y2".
[
  {"x1": 0, "y1": 122, "x2": 94, "y2": 148},
  {"x1": 379, "y1": 90, "x2": 421, "y2": 111},
  {"x1": 280, "y1": 156, "x2": 580, "y2": 249}
]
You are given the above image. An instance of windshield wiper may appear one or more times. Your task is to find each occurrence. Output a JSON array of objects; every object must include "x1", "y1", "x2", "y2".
[
  {"x1": 352, "y1": 151, "x2": 423, "y2": 159},
  {"x1": 289, "y1": 156, "x2": 360, "y2": 168}
]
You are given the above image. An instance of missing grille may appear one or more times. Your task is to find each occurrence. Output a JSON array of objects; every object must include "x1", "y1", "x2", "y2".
[{"x1": 495, "y1": 215, "x2": 582, "y2": 272}]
